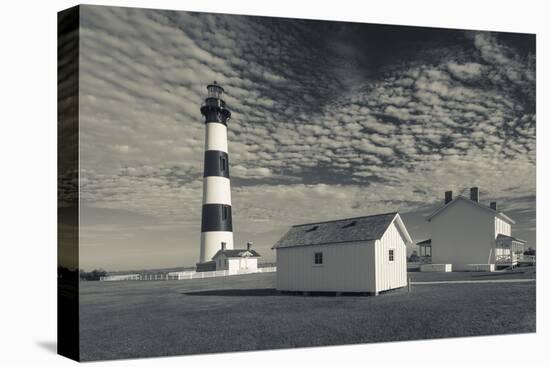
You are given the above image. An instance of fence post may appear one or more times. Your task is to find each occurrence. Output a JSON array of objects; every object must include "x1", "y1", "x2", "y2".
[{"x1": 408, "y1": 277, "x2": 411, "y2": 293}]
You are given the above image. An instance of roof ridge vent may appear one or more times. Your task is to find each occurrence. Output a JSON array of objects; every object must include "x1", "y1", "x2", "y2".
[{"x1": 342, "y1": 220, "x2": 357, "y2": 228}]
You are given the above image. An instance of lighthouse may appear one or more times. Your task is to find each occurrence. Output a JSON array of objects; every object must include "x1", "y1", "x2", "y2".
[{"x1": 198, "y1": 82, "x2": 234, "y2": 266}]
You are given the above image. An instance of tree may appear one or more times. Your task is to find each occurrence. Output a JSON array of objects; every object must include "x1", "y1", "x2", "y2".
[
  {"x1": 524, "y1": 247, "x2": 536, "y2": 256},
  {"x1": 79, "y1": 268, "x2": 107, "y2": 281},
  {"x1": 58, "y1": 266, "x2": 78, "y2": 281}
]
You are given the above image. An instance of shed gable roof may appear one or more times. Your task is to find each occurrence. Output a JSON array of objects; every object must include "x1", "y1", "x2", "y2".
[
  {"x1": 273, "y1": 212, "x2": 408, "y2": 249},
  {"x1": 211, "y1": 249, "x2": 261, "y2": 259},
  {"x1": 427, "y1": 195, "x2": 515, "y2": 224}
]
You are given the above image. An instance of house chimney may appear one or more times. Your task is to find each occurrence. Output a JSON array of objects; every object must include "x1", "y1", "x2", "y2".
[
  {"x1": 247, "y1": 242, "x2": 252, "y2": 251},
  {"x1": 221, "y1": 242, "x2": 226, "y2": 251},
  {"x1": 444, "y1": 190, "x2": 453, "y2": 204},
  {"x1": 470, "y1": 187, "x2": 479, "y2": 202},
  {"x1": 490, "y1": 201, "x2": 497, "y2": 211}
]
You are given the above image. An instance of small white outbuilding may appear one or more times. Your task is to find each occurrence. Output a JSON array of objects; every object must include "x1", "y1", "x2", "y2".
[
  {"x1": 273, "y1": 212, "x2": 412, "y2": 295},
  {"x1": 211, "y1": 243, "x2": 261, "y2": 274}
]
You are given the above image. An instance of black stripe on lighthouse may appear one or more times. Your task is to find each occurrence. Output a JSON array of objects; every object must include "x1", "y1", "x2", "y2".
[
  {"x1": 203, "y1": 150, "x2": 230, "y2": 178},
  {"x1": 201, "y1": 204, "x2": 232, "y2": 232}
]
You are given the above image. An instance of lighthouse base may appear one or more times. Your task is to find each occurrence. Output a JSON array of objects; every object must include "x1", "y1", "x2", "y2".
[
  {"x1": 196, "y1": 261, "x2": 217, "y2": 272},
  {"x1": 200, "y1": 231, "x2": 234, "y2": 263}
]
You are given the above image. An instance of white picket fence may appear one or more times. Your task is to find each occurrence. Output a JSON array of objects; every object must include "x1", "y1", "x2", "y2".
[
  {"x1": 258, "y1": 266, "x2": 277, "y2": 273},
  {"x1": 170, "y1": 267, "x2": 277, "y2": 280},
  {"x1": 100, "y1": 266, "x2": 277, "y2": 282},
  {"x1": 140, "y1": 273, "x2": 181, "y2": 281},
  {"x1": 100, "y1": 274, "x2": 141, "y2": 281}
]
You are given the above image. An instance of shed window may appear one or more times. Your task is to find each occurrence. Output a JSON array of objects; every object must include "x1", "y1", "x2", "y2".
[
  {"x1": 389, "y1": 249, "x2": 394, "y2": 262},
  {"x1": 314, "y1": 252, "x2": 323, "y2": 265}
]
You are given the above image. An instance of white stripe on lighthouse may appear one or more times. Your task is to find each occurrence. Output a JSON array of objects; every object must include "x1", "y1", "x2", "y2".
[
  {"x1": 200, "y1": 231, "x2": 234, "y2": 263},
  {"x1": 205, "y1": 122, "x2": 228, "y2": 152},
  {"x1": 202, "y1": 176, "x2": 232, "y2": 205}
]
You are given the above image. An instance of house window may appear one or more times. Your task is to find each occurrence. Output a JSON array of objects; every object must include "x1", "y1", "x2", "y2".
[
  {"x1": 389, "y1": 249, "x2": 394, "y2": 262},
  {"x1": 314, "y1": 252, "x2": 323, "y2": 265}
]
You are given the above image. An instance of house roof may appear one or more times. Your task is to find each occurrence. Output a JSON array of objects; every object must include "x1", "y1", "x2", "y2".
[
  {"x1": 272, "y1": 212, "x2": 412, "y2": 249},
  {"x1": 416, "y1": 239, "x2": 432, "y2": 247},
  {"x1": 496, "y1": 233, "x2": 526, "y2": 244},
  {"x1": 211, "y1": 249, "x2": 261, "y2": 259},
  {"x1": 427, "y1": 195, "x2": 515, "y2": 224}
]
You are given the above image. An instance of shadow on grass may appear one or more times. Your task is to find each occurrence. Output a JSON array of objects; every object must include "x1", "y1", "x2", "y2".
[
  {"x1": 36, "y1": 340, "x2": 57, "y2": 354},
  {"x1": 472, "y1": 268, "x2": 535, "y2": 278},
  {"x1": 183, "y1": 288, "x2": 388, "y2": 297},
  {"x1": 183, "y1": 288, "x2": 280, "y2": 297}
]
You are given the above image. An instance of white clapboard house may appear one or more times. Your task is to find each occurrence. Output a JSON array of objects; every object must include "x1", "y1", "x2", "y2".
[
  {"x1": 426, "y1": 187, "x2": 527, "y2": 271},
  {"x1": 273, "y1": 212, "x2": 413, "y2": 295},
  {"x1": 211, "y1": 242, "x2": 261, "y2": 274}
]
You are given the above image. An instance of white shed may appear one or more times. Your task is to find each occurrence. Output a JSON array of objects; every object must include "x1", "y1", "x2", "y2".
[{"x1": 272, "y1": 212, "x2": 412, "y2": 295}]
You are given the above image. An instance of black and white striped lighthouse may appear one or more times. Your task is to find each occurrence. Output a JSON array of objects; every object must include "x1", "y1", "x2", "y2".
[{"x1": 198, "y1": 82, "x2": 233, "y2": 263}]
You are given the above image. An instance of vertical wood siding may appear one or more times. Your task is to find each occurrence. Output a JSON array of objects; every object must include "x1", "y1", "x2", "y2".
[
  {"x1": 375, "y1": 221, "x2": 408, "y2": 292},
  {"x1": 431, "y1": 199, "x2": 494, "y2": 266},
  {"x1": 276, "y1": 241, "x2": 376, "y2": 292}
]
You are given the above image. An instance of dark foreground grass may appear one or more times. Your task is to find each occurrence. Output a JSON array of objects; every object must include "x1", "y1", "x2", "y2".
[{"x1": 79, "y1": 272, "x2": 535, "y2": 361}]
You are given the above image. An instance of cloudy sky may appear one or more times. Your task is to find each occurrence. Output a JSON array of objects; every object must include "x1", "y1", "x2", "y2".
[{"x1": 71, "y1": 5, "x2": 535, "y2": 271}]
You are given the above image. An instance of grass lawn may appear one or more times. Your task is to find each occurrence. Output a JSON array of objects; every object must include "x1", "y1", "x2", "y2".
[
  {"x1": 408, "y1": 266, "x2": 536, "y2": 282},
  {"x1": 79, "y1": 271, "x2": 535, "y2": 361}
]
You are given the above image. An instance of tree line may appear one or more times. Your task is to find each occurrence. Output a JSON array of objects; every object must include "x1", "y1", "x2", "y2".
[{"x1": 58, "y1": 266, "x2": 107, "y2": 281}]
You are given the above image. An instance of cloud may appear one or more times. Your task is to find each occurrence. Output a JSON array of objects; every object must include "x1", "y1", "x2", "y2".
[
  {"x1": 74, "y1": 6, "x2": 536, "y2": 269},
  {"x1": 446, "y1": 62, "x2": 484, "y2": 80},
  {"x1": 232, "y1": 165, "x2": 273, "y2": 179}
]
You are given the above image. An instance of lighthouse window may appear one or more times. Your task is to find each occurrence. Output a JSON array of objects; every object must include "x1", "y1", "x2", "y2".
[
  {"x1": 222, "y1": 205, "x2": 228, "y2": 220},
  {"x1": 220, "y1": 156, "x2": 226, "y2": 171}
]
